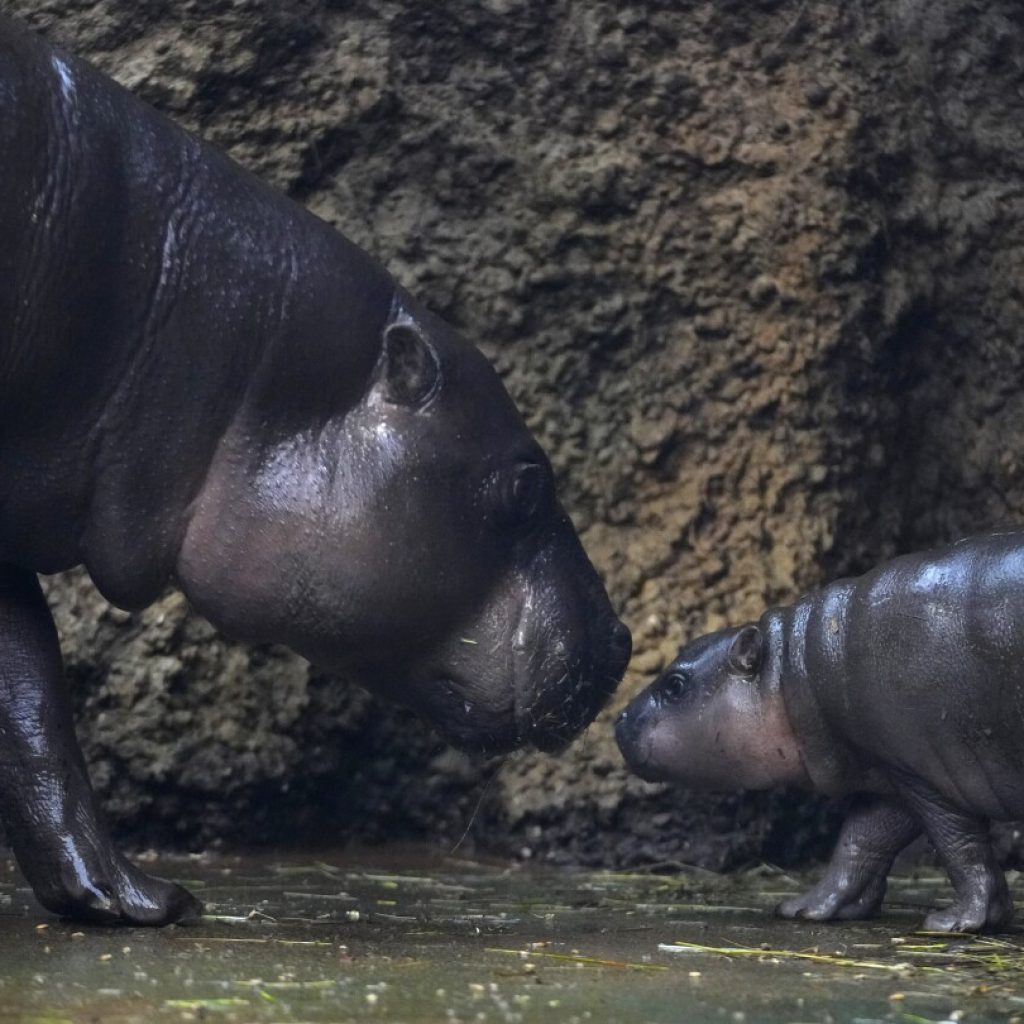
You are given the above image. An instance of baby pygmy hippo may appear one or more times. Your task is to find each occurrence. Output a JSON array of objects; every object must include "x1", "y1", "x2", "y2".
[{"x1": 616, "y1": 531, "x2": 1024, "y2": 932}]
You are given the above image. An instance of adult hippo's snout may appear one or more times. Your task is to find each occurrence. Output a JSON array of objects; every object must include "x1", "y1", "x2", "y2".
[
  {"x1": 426, "y1": 612, "x2": 629, "y2": 755},
  {"x1": 512, "y1": 577, "x2": 632, "y2": 754},
  {"x1": 400, "y1": 516, "x2": 632, "y2": 756}
]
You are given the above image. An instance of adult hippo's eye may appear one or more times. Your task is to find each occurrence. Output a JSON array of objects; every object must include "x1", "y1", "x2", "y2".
[
  {"x1": 660, "y1": 672, "x2": 689, "y2": 703},
  {"x1": 493, "y1": 462, "x2": 551, "y2": 528}
]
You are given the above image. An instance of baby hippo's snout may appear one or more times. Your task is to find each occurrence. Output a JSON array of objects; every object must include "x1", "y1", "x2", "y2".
[
  {"x1": 614, "y1": 704, "x2": 651, "y2": 776},
  {"x1": 614, "y1": 668, "x2": 694, "y2": 783}
]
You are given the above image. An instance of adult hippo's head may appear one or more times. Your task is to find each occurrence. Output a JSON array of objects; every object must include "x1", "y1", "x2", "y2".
[{"x1": 178, "y1": 288, "x2": 631, "y2": 754}]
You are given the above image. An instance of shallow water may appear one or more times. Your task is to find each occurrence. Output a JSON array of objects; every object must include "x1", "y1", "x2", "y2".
[{"x1": 0, "y1": 848, "x2": 1022, "y2": 1023}]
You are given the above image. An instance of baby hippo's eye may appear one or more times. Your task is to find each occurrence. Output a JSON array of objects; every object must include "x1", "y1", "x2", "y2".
[{"x1": 660, "y1": 672, "x2": 689, "y2": 703}]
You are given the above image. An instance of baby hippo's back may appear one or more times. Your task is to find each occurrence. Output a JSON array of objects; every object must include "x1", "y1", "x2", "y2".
[{"x1": 778, "y1": 531, "x2": 1024, "y2": 820}]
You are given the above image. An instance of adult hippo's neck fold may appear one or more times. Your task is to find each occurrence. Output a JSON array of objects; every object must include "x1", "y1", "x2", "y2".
[{"x1": 0, "y1": 15, "x2": 393, "y2": 607}]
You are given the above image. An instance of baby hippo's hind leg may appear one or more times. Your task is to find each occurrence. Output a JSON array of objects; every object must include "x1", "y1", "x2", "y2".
[
  {"x1": 891, "y1": 772, "x2": 1012, "y2": 933},
  {"x1": 0, "y1": 566, "x2": 201, "y2": 925},
  {"x1": 777, "y1": 796, "x2": 920, "y2": 922}
]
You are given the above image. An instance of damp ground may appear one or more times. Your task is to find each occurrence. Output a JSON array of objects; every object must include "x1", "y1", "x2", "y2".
[{"x1": 0, "y1": 848, "x2": 1022, "y2": 1024}]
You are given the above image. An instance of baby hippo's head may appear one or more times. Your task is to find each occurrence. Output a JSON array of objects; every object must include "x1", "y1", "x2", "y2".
[{"x1": 615, "y1": 623, "x2": 809, "y2": 791}]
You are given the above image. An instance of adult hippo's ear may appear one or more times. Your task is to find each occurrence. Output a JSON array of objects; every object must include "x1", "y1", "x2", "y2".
[
  {"x1": 375, "y1": 319, "x2": 442, "y2": 408},
  {"x1": 728, "y1": 625, "x2": 763, "y2": 676}
]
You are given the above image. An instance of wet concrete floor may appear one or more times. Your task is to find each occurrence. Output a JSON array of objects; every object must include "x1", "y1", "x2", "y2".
[{"x1": 0, "y1": 848, "x2": 1022, "y2": 1023}]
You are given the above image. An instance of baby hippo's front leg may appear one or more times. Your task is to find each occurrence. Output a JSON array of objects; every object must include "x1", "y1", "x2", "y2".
[
  {"x1": 778, "y1": 796, "x2": 920, "y2": 922},
  {"x1": 0, "y1": 567, "x2": 201, "y2": 925}
]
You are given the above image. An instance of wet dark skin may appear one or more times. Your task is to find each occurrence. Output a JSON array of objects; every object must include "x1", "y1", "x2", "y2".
[
  {"x1": 0, "y1": 16, "x2": 630, "y2": 926},
  {"x1": 617, "y1": 532, "x2": 1024, "y2": 933}
]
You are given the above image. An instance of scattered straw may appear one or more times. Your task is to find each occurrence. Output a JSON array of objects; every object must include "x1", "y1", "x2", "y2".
[{"x1": 486, "y1": 947, "x2": 667, "y2": 972}]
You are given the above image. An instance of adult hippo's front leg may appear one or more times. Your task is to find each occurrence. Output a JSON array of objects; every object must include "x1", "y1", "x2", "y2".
[{"x1": 0, "y1": 567, "x2": 201, "y2": 924}]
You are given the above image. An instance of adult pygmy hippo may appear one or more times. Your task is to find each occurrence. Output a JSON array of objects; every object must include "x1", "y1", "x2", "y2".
[
  {"x1": 616, "y1": 531, "x2": 1024, "y2": 932},
  {"x1": 0, "y1": 16, "x2": 631, "y2": 925}
]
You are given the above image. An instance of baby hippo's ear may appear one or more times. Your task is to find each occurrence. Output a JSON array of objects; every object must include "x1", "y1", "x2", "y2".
[
  {"x1": 728, "y1": 625, "x2": 763, "y2": 676},
  {"x1": 375, "y1": 319, "x2": 442, "y2": 408}
]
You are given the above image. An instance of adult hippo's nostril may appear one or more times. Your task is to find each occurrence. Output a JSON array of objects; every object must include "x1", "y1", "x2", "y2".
[{"x1": 606, "y1": 620, "x2": 632, "y2": 679}]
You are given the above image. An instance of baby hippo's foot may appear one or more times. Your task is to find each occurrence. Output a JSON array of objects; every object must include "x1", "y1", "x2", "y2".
[
  {"x1": 890, "y1": 775, "x2": 1013, "y2": 933},
  {"x1": 23, "y1": 831, "x2": 201, "y2": 926},
  {"x1": 778, "y1": 796, "x2": 921, "y2": 925},
  {"x1": 777, "y1": 875, "x2": 887, "y2": 922},
  {"x1": 922, "y1": 878, "x2": 1013, "y2": 933}
]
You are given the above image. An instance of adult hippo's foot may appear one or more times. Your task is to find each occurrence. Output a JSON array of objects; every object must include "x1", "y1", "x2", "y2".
[
  {"x1": 19, "y1": 830, "x2": 201, "y2": 926},
  {"x1": 0, "y1": 567, "x2": 200, "y2": 925},
  {"x1": 14, "y1": 804, "x2": 202, "y2": 925},
  {"x1": 777, "y1": 796, "x2": 921, "y2": 923}
]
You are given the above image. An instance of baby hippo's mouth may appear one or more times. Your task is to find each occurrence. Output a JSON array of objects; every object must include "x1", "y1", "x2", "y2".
[{"x1": 614, "y1": 704, "x2": 660, "y2": 781}]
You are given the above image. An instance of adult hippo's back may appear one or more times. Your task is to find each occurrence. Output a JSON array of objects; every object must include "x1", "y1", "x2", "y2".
[{"x1": 0, "y1": 15, "x2": 630, "y2": 925}]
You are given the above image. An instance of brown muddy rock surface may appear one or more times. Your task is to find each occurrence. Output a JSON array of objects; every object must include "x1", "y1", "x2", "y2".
[{"x1": 8, "y1": 0, "x2": 1024, "y2": 867}]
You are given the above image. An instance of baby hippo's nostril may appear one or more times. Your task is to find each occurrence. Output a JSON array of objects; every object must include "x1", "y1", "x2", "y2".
[{"x1": 614, "y1": 704, "x2": 637, "y2": 755}]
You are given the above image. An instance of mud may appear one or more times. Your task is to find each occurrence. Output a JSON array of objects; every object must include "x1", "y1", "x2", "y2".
[
  {"x1": 5, "y1": 0, "x2": 1024, "y2": 867},
  {"x1": 2, "y1": 848, "x2": 1024, "y2": 1023}
]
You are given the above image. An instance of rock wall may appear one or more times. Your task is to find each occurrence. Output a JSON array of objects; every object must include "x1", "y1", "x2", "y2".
[{"x1": 7, "y1": 0, "x2": 1024, "y2": 866}]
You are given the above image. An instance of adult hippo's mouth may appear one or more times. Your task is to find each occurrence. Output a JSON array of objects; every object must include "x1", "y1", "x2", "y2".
[
  {"x1": 514, "y1": 618, "x2": 632, "y2": 753},
  {"x1": 419, "y1": 606, "x2": 631, "y2": 756}
]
